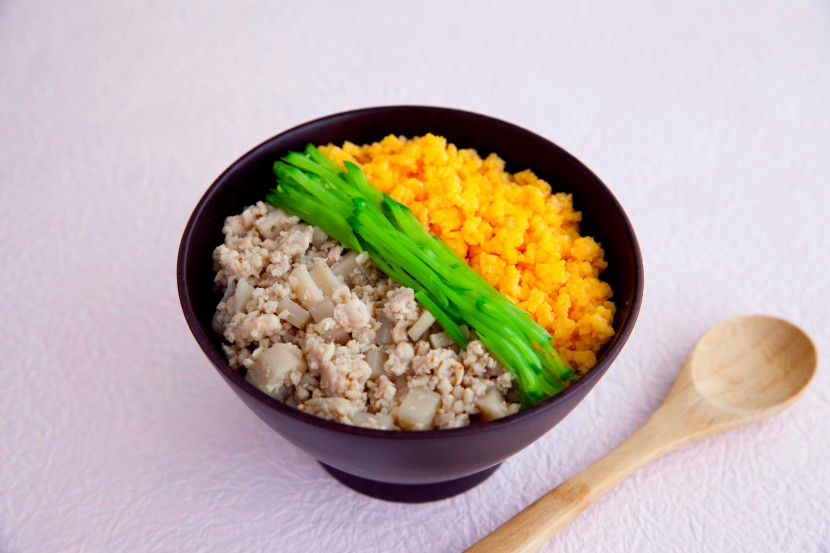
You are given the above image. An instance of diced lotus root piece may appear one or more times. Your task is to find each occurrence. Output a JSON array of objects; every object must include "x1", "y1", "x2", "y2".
[
  {"x1": 309, "y1": 299, "x2": 335, "y2": 323},
  {"x1": 352, "y1": 412, "x2": 396, "y2": 430},
  {"x1": 231, "y1": 278, "x2": 254, "y2": 314},
  {"x1": 397, "y1": 387, "x2": 441, "y2": 430},
  {"x1": 278, "y1": 297, "x2": 311, "y2": 328},
  {"x1": 254, "y1": 207, "x2": 293, "y2": 239},
  {"x1": 310, "y1": 259, "x2": 348, "y2": 299},
  {"x1": 475, "y1": 386, "x2": 508, "y2": 421},
  {"x1": 311, "y1": 227, "x2": 329, "y2": 247},
  {"x1": 289, "y1": 265, "x2": 324, "y2": 308},
  {"x1": 408, "y1": 310, "x2": 436, "y2": 341},
  {"x1": 365, "y1": 347, "x2": 389, "y2": 378},
  {"x1": 246, "y1": 343, "x2": 307, "y2": 399}
]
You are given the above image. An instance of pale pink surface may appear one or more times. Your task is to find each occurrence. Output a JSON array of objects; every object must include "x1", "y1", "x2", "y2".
[{"x1": 2, "y1": 1, "x2": 829, "y2": 551}]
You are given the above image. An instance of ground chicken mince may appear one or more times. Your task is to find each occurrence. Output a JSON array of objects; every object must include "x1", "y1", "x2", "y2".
[
  {"x1": 213, "y1": 202, "x2": 520, "y2": 430},
  {"x1": 213, "y1": 136, "x2": 615, "y2": 430}
]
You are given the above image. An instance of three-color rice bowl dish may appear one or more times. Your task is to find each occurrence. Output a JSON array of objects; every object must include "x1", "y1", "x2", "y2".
[{"x1": 212, "y1": 134, "x2": 614, "y2": 430}]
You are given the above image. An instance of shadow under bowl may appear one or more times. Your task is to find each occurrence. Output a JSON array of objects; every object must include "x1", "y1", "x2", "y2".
[{"x1": 177, "y1": 106, "x2": 643, "y2": 502}]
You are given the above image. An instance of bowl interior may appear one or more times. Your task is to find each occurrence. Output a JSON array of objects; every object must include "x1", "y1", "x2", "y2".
[{"x1": 179, "y1": 105, "x2": 642, "y2": 442}]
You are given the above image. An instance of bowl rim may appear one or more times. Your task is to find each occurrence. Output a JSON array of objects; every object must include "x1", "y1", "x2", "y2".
[{"x1": 177, "y1": 104, "x2": 644, "y2": 440}]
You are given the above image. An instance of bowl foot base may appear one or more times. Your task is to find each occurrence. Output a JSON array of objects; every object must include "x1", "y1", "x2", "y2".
[{"x1": 320, "y1": 462, "x2": 501, "y2": 503}]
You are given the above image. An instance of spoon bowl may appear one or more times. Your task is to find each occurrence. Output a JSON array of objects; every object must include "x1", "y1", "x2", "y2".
[
  {"x1": 467, "y1": 315, "x2": 817, "y2": 553},
  {"x1": 689, "y1": 316, "x2": 816, "y2": 413}
]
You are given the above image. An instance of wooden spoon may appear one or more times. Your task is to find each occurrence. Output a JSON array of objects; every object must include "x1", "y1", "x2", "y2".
[{"x1": 466, "y1": 315, "x2": 817, "y2": 553}]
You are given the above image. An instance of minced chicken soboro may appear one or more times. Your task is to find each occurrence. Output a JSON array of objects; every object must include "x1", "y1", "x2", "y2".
[
  {"x1": 213, "y1": 204, "x2": 520, "y2": 430},
  {"x1": 320, "y1": 134, "x2": 615, "y2": 371},
  {"x1": 213, "y1": 135, "x2": 615, "y2": 431}
]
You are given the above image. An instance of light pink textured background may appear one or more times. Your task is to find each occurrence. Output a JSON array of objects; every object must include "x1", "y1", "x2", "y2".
[{"x1": 2, "y1": 1, "x2": 829, "y2": 552}]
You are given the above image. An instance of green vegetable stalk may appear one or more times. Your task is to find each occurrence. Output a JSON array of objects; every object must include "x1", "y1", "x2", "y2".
[{"x1": 267, "y1": 145, "x2": 577, "y2": 406}]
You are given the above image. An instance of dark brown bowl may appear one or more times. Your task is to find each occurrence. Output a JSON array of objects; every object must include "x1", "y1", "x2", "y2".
[{"x1": 177, "y1": 106, "x2": 643, "y2": 502}]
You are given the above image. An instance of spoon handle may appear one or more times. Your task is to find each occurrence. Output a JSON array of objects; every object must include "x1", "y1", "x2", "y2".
[{"x1": 465, "y1": 410, "x2": 688, "y2": 553}]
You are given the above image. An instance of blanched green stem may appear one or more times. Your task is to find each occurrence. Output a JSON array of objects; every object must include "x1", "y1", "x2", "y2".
[{"x1": 267, "y1": 145, "x2": 575, "y2": 406}]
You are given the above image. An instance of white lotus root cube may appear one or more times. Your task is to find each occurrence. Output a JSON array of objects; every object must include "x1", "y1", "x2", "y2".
[
  {"x1": 277, "y1": 297, "x2": 310, "y2": 328},
  {"x1": 429, "y1": 331, "x2": 453, "y2": 349},
  {"x1": 309, "y1": 299, "x2": 335, "y2": 323},
  {"x1": 352, "y1": 412, "x2": 396, "y2": 430},
  {"x1": 397, "y1": 387, "x2": 441, "y2": 430},
  {"x1": 375, "y1": 315, "x2": 394, "y2": 345},
  {"x1": 332, "y1": 251, "x2": 359, "y2": 278},
  {"x1": 475, "y1": 387, "x2": 508, "y2": 421},
  {"x1": 246, "y1": 343, "x2": 307, "y2": 398},
  {"x1": 289, "y1": 265, "x2": 324, "y2": 308},
  {"x1": 311, "y1": 227, "x2": 329, "y2": 247},
  {"x1": 254, "y1": 208, "x2": 292, "y2": 239},
  {"x1": 365, "y1": 347, "x2": 388, "y2": 378},
  {"x1": 408, "y1": 310, "x2": 436, "y2": 341},
  {"x1": 231, "y1": 278, "x2": 254, "y2": 314},
  {"x1": 310, "y1": 259, "x2": 348, "y2": 298}
]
